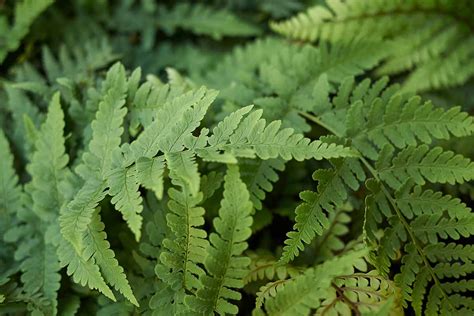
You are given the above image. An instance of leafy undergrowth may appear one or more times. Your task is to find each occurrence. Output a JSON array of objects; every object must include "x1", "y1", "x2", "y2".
[{"x1": 0, "y1": 1, "x2": 473, "y2": 315}]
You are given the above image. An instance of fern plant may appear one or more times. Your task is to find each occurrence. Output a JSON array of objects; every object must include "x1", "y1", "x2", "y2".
[{"x1": 0, "y1": 1, "x2": 473, "y2": 315}]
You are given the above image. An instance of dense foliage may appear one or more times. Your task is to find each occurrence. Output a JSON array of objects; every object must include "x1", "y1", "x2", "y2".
[{"x1": 1, "y1": 1, "x2": 473, "y2": 315}]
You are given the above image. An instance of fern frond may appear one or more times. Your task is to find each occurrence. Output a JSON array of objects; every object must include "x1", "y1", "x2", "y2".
[
  {"x1": 166, "y1": 151, "x2": 200, "y2": 197},
  {"x1": 4, "y1": 92, "x2": 68, "y2": 314},
  {"x1": 220, "y1": 109, "x2": 356, "y2": 161},
  {"x1": 57, "y1": 237, "x2": 115, "y2": 301},
  {"x1": 125, "y1": 87, "x2": 217, "y2": 161},
  {"x1": 60, "y1": 62, "x2": 128, "y2": 246},
  {"x1": 0, "y1": 130, "x2": 22, "y2": 216},
  {"x1": 346, "y1": 92, "x2": 473, "y2": 159},
  {"x1": 281, "y1": 157, "x2": 365, "y2": 263},
  {"x1": 313, "y1": 203, "x2": 354, "y2": 263},
  {"x1": 377, "y1": 145, "x2": 474, "y2": 190},
  {"x1": 18, "y1": 238, "x2": 61, "y2": 315},
  {"x1": 200, "y1": 171, "x2": 224, "y2": 202},
  {"x1": 263, "y1": 249, "x2": 367, "y2": 315},
  {"x1": 155, "y1": 178, "x2": 208, "y2": 302},
  {"x1": 245, "y1": 252, "x2": 301, "y2": 285},
  {"x1": 129, "y1": 81, "x2": 185, "y2": 131},
  {"x1": 108, "y1": 163, "x2": 143, "y2": 241},
  {"x1": 317, "y1": 271, "x2": 402, "y2": 315},
  {"x1": 59, "y1": 179, "x2": 108, "y2": 251},
  {"x1": 186, "y1": 165, "x2": 253, "y2": 315},
  {"x1": 365, "y1": 177, "x2": 474, "y2": 315},
  {"x1": 255, "y1": 279, "x2": 289, "y2": 309},
  {"x1": 411, "y1": 214, "x2": 474, "y2": 244},
  {"x1": 240, "y1": 158, "x2": 285, "y2": 210},
  {"x1": 395, "y1": 182, "x2": 471, "y2": 219},
  {"x1": 0, "y1": 0, "x2": 54, "y2": 62},
  {"x1": 27, "y1": 93, "x2": 68, "y2": 220},
  {"x1": 41, "y1": 37, "x2": 117, "y2": 84},
  {"x1": 425, "y1": 243, "x2": 474, "y2": 263},
  {"x1": 157, "y1": 3, "x2": 260, "y2": 39},
  {"x1": 271, "y1": 0, "x2": 474, "y2": 92},
  {"x1": 84, "y1": 210, "x2": 138, "y2": 306},
  {"x1": 136, "y1": 156, "x2": 166, "y2": 200}
]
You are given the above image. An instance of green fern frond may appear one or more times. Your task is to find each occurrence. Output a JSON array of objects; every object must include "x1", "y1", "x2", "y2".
[
  {"x1": 108, "y1": 162, "x2": 143, "y2": 241},
  {"x1": 27, "y1": 93, "x2": 68, "y2": 220},
  {"x1": 425, "y1": 243, "x2": 474, "y2": 263},
  {"x1": 0, "y1": 130, "x2": 22, "y2": 216},
  {"x1": 271, "y1": 0, "x2": 474, "y2": 92},
  {"x1": 245, "y1": 252, "x2": 301, "y2": 285},
  {"x1": 155, "y1": 175, "x2": 208, "y2": 299},
  {"x1": 377, "y1": 145, "x2": 474, "y2": 189},
  {"x1": 186, "y1": 165, "x2": 253, "y2": 315},
  {"x1": 346, "y1": 92, "x2": 473, "y2": 159},
  {"x1": 166, "y1": 151, "x2": 200, "y2": 197},
  {"x1": 365, "y1": 175, "x2": 474, "y2": 315},
  {"x1": 136, "y1": 156, "x2": 166, "y2": 200},
  {"x1": 255, "y1": 279, "x2": 289, "y2": 309},
  {"x1": 395, "y1": 182, "x2": 471, "y2": 219},
  {"x1": 317, "y1": 271, "x2": 402, "y2": 315},
  {"x1": 200, "y1": 171, "x2": 224, "y2": 202},
  {"x1": 240, "y1": 158, "x2": 285, "y2": 210},
  {"x1": 84, "y1": 210, "x2": 138, "y2": 306},
  {"x1": 313, "y1": 203, "x2": 354, "y2": 263},
  {"x1": 57, "y1": 237, "x2": 115, "y2": 301},
  {"x1": 124, "y1": 86, "x2": 217, "y2": 161},
  {"x1": 0, "y1": 0, "x2": 54, "y2": 62},
  {"x1": 281, "y1": 157, "x2": 365, "y2": 263},
  {"x1": 218, "y1": 108, "x2": 356, "y2": 161},
  {"x1": 411, "y1": 214, "x2": 474, "y2": 244},
  {"x1": 4, "y1": 92, "x2": 68, "y2": 314},
  {"x1": 59, "y1": 179, "x2": 108, "y2": 251},
  {"x1": 60, "y1": 62, "x2": 128, "y2": 246},
  {"x1": 41, "y1": 37, "x2": 117, "y2": 84},
  {"x1": 157, "y1": 3, "x2": 260, "y2": 39},
  {"x1": 263, "y1": 249, "x2": 367, "y2": 315}
]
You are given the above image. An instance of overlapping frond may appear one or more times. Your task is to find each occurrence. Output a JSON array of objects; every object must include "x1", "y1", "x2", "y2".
[
  {"x1": 84, "y1": 211, "x2": 138, "y2": 306},
  {"x1": 186, "y1": 166, "x2": 253, "y2": 315},
  {"x1": 281, "y1": 157, "x2": 365, "y2": 263},
  {"x1": 60, "y1": 62, "x2": 128, "y2": 246}
]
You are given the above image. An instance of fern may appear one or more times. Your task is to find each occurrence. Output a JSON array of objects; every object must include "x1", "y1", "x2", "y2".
[
  {"x1": 271, "y1": 0, "x2": 474, "y2": 92},
  {"x1": 0, "y1": 130, "x2": 22, "y2": 217},
  {"x1": 281, "y1": 156, "x2": 365, "y2": 263},
  {"x1": 4, "y1": 93, "x2": 65, "y2": 314},
  {"x1": 157, "y1": 3, "x2": 260, "y2": 39},
  {"x1": 377, "y1": 145, "x2": 474, "y2": 189},
  {"x1": 317, "y1": 271, "x2": 402, "y2": 315},
  {"x1": 60, "y1": 62, "x2": 128, "y2": 248},
  {"x1": 186, "y1": 166, "x2": 253, "y2": 315},
  {"x1": 1, "y1": 2, "x2": 474, "y2": 314},
  {"x1": 0, "y1": 0, "x2": 54, "y2": 62},
  {"x1": 262, "y1": 249, "x2": 367, "y2": 315},
  {"x1": 154, "y1": 175, "x2": 208, "y2": 307},
  {"x1": 240, "y1": 158, "x2": 285, "y2": 210}
]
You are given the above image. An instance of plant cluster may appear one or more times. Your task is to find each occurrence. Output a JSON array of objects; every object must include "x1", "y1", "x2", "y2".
[{"x1": 0, "y1": 0, "x2": 473, "y2": 315}]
